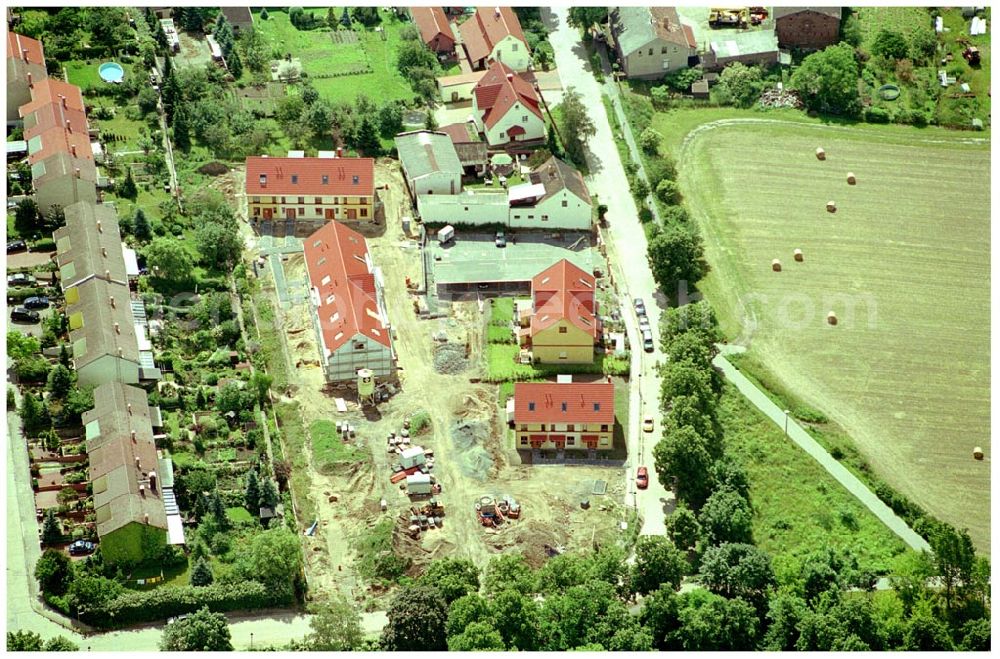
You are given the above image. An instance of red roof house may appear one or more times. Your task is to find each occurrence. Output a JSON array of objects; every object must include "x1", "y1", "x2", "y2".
[
  {"x1": 459, "y1": 6, "x2": 530, "y2": 71},
  {"x1": 513, "y1": 381, "x2": 615, "y2": 426},
  {"x1": 245, "y1": 156, "x2": 375, "y2": 197},
  {"x1": 411, "y1": 7, "x2": 455, "y2": 54},
  {"x1": 530, "y1": 259, "x2": 598, "y2": 339},
  {"x1": 6, "y1": 31, "x2": 47, "y2": 122},
  {"x1": 303, "y1": 221, "x2": 394, "y2": 382},
  {"x1": 471, "y1": 61, "x2": 545, "y2": 146}
]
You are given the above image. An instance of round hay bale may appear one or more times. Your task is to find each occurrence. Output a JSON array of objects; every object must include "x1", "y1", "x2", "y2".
[
  {"x1": 771, "y1": 259, "x2": 782, "y2": 272},
  {"x1": 973, "y1": 446, "x2": 984, "y2": 460},
  {"x1": 847, "y1": 172, "x2": 857, "y2": 185},
  {"x1": 827, "y1": 311, "x2": 838, "y2": 326},
  {"x1": 816, "y1": 147, "x2": 826, "y2": 160},
  {"x1": 793, "y1": 249, "x2": 804, "y2": 262},
  {"x1": 826, "y1": 201, "x2": 837, "y2": 213}
]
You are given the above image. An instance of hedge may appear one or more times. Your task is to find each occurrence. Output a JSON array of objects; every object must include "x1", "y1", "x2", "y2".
[{"x1": 82, "y1": 580, "x2": 294, "y2": 629}]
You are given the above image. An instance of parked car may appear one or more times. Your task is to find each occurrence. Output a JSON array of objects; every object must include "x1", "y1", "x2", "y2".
[
  {"x1": 636, "y1": 466, "x2": 649, "y2": 489},
  {"x1": 495, "y1": 230, "x2": 506, "y2": 248},
  {"x1": 68, "y1": 540, "x2": 95, "y2": 556},
  {"x1": 633, "y1": 297, "x2": 646, "y2": 316},
  {"x1": 23, "y1": 296, "x2": 49, "y2": 310},
  {"x1": 642, "y1": 416, "x2": 654, "y2": 433},
  {"x1": 642, "y1": 329, "x2": 654, "y2": 352},
  {"x1": 10, "y1": 306, "x2": 40, "y2": 323},
  {"x1": 639, "y1": 316, "x2": 651, "y2": 332},
  {"x1": 7, "y1": 239, "x2": 27, "y2": 253},
  {"x1": 7, "y1": 272, "x2": 36, "y2": 286}
]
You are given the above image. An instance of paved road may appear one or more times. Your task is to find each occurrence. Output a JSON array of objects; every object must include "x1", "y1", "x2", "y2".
[
  {"x1": 545, "y1": 8, "x2": 671, "y2": 536},
  {"x1": 713, "y1": 345, "x2": 931, "y2": 553}
]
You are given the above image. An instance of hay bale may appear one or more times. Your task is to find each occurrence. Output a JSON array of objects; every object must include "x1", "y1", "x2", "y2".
[
  {"x1": 847, "y1": 172, "x2": 857, "y2": 185},
  {"x1": 793, "y1": 249, "x2": 804, "y2": 262},
  {"x1": 826, "y1": 201, "x2": 837, "y2": 213},
  {"x1": 826, "y1": 311, "x2": 838, "y2": 326},
  {"x1": 973, "y1": 446, "x2": 984, "y2": 460},
  {"x1": 771, "y1": 259, "x2": 782, "y2": 272},
  {"x1": 816, "y1": 147, "x2": 826, "y2": 160}
]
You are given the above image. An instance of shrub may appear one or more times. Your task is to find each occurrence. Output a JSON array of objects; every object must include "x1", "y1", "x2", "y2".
[{"x1": 864, "y1": 106, "x2": 891, "y2": 123}]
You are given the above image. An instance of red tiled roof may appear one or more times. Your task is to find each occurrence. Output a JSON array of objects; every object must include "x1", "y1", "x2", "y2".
[
  {"x1": 514, "y1": 381, "x2": 614, "y2": 425},
  {"x1": 531, "y1": 259, "x2": 598, "y2": 338},
  {"x1": 18, "y1": 79, "x2": 86, "y2": 115},
  {"x1": 682, "y1": 24, "x2": 697, "y2": 49},
  {"x1": 22, "y1": 101, "x2": 89, "y2": 141},
  {"x1": 27, "y1": 125, "x2": 93, "y2": 164},
  {"x1": 245, "y1": 157, "x2": 375, "y2": 197},
  {"x1": 460, "y1": 6, "x2": 527, "y2": 63},
  {"x1": 440, "y1": 122, "x2": 481, "y2": 145},
  {"x1": 473, "y1": 60, "x2": 541, "y2": 130},
  {"x1": 303, "y1": 221, "x2": 391, "y2": 355},
  {"x1": 7, "y1": 32, "x2": 44, "y2": 65},
  {"x1": 411, "y1": 7, "x2": 454, "y2": 50}
]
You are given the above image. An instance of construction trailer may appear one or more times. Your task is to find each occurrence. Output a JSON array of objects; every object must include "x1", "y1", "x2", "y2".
[
  {"x1": 400, "y1": 446, "x2": 427, "y2": 470},
  {"x1": 406, "y1": 472, "x2": 433, "y2": 495}
]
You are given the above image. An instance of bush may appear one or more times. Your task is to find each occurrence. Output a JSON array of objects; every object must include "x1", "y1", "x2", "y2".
[
  {"x1": 864, "y1": 106, "x2": 891, "y2": 124},
  {"x1": 83, "y1": 580, "x2": 294, "y2": 628}
]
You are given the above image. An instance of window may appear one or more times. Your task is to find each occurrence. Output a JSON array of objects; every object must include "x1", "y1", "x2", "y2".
[
  {"x1": 291, "y1": 175, "x2": 298, "y2": 184},
  {"x1": 567, "y1": 424, "x2": 575, "y2": 431},
  {"x1": 520, "y1": 424, "x2": 527, "y2": 430},
  {"x1": 522, "y1": 115, "x2": 528, "y2": 122},
  {"x1": 512, "y1": 43, "x2": 518, "y2": 51},
  {"x1": 559, "y1": 351, "x2": 567, "y2": 360},
  {"x1": 520, "y1": 437, "x2": 528, "y2": 446},
  {"x1": 561, "y1": 200, "x2": 568, "y2": 207},
  {"x1": 600, "y1": 424, "x2": 609, "y2": 432},
  {"x1": 513, "y1": 214, "x2": 520, "y2": 220},
  {"x1": 352, "y1": 175, "x2": 359, "y2": 184},
  {"x1": 662, "y1": 59, "x2": 670, "y2": 70},
  {"x1": 558, "y1": 326, "x2": 567, "y2": 333},
  {"x1": 298, "y1": 197, "x2": 305, "y2": 204},
  {"x1": 253, "y1": 207, "x2": 260, "y2": 216},
  {"x1": 560, "y1": 402, "x2": 567, "y2": 411},
  {"x1": 315, "y1": 208, "x2": 322, "y2": 216},
  {"x1": 354, "y1": 341, "x2": 365, "y2": 350},
  {"x1": 662, "y1": 46, "x2": 668, "y2": 54},
  {"x1": 566, "y1": 437, "x2": 575, "y2": 445},
  {"x1": 528, "y1": 215, "x2": 534, "y2": 220},
  {"x1": 542, "y1": 214, "x2": 549, "y2": 221},
  {"x1": 361, "y1": 208, "x2": 368, "y2": 217},
  {"x1": 499, "y1": 131, "x2": 505, "y2": 139},
  {"x1": 593, "y1": 403, "x2": 600, "y2": 411},
  {"x1": 648, "y1": 48, "x2": 653, "y2": 55},
  {"x1": 299, "y1": 207, "x2": 305, "y2": 216},
  {"x1": 322, "y1": 175, "x2": 329, "y2": 185},
  {"x1": 540, "y1": 424, "x2": 546, "y2": 431},
  {"x1": 314, "y1": 197, "x2": 322, "y2": 204},
  {"x1": 281, "y1": 196, "x2": 286, "y2": 203},
  {"x1": 528, "y1": 402, "x2": 535, "y2": 411}
]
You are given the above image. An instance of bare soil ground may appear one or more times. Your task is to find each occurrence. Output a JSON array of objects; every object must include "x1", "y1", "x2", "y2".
[{"x1": 253, "y1": 160, "x2": 628, "y2": 607}]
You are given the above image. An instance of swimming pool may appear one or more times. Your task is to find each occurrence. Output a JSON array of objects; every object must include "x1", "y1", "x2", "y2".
[{"x1": 98, "y1": 62, "x2": 124, "y2": 83}]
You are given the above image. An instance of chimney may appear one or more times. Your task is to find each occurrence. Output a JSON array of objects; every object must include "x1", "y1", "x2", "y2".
[
  {"x1": 109, "y1": 295, "x2": 116, "y2": 308},
  {"x1": 144, "y1": 513, "x2": 149, "y2": 523},
  {"x1": 506, "y1": 73, "x2": 514, "y2": 81},
  {"x1": 65, "y1": 118, "x2": 72, "y2": 133},
  {"x1": 149, "y1": 471, "x2": 157, "y2": 491},
  {"x1": 127, "y1": 403, "x2": 132, "y2": 414},
  {"x1": 337, "y1": 146, "x2": 343, "y2": 158},
  {"x1": 104, "y1": 269, "x2": 111, "y2": 279},
  {"x1": 135, "y1": 456, "x2": 141, "y2": 468},
  {"x1": 70, "y1": 144, "x2": 77, "y2": 157},
  {"x1": 114, "y1": 322, "x2": 121, "y2": 334},
  {"x1": 495, "y1": 6, "x2": 501, "y2": 17},
  {"x1": 60, "y1": 94, "x2": 67, "y2": 109},
  {"x1": 21, "y1": 47, "x2": 28, "y2": 61},
  {"x1": 74, "y1": 167, "x2": 81, "y2": 179},
  {"x1": 101, "y1": 247, "x2": 107, "y2": 257},
  {"x1": 117, "y1": 347, "x2": 123, "y2": 357},
  {"x1": 139, "y1": 484, "x2": 145, "y2": 496},
  {"x1": 26, "y1": 72, "x2": 32, "y2": 87},
  {"x1": 96, "y1": 219, "x2": 102, "y2": 232},
  {"x1": 131, "y1": 430, "x2": 136, "y2": 441}
]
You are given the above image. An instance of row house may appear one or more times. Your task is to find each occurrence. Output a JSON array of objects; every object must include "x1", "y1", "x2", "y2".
[
  {"x1": 54, "y1": 201, "x2": 137, "y2": 291},
  {"x1": 303, "y1": 221, "x2": 395, "y2": 383},
  {"x1": 6, "y1": 31, "x2": 46, "y2": 123},
  {"x1": 245, "y1": 156, "x2": 376, "y2": 237},
  {"x1": 512, "y1": 380, "x2": 615, "y2": 451}
]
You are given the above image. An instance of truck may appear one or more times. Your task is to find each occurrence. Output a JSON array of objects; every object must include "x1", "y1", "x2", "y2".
[{"x1": 437, "y1": 225, "x2": 455, "y2": 245}]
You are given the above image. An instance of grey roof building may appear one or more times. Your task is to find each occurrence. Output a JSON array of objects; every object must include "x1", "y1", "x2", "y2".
[
  {"x1": 67, "y1": 277, "x2": 144, "y2": 387},
  {"x1": 54, "y1": 201, "x2": 128, "y2": 290},
  {"x1": 395, "y1": 130, "x2": 464, "y2": 197},
  {"x1": 610, "y1": 6, "x2": 697, "y2": 79}
]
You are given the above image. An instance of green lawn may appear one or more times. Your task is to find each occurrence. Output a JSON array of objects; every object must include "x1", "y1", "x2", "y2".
[
  {"x1": 719, "y1": 385, "x2": 909, "y2": 583},
  {"x1": 855, "y1": 6, "x2": 935, "y2": 51},
  {"x1": 487, "y1": 325, "x2": 515, "y2": 344},
  {"x1": 226, "y1": 506, "x2": 254, "y2": 523},
  {"x1": 253, "y1": 8, "x2": 414, "y2": 104},
  {"x1": 489, "y1": 297, "x2": 516, "y2": 325},
  {"x1": 678, "y1": 117, "x2": 990, "y2": 552},
  {"x1": 310, "y1": 419, "x2": 366, "y2": 475},
  {"x1": 63, "y1": 59, "x2": 137, "y2": 91},
  {"x1": 485, "y1": 343, "x2": 629, "y2": 382}
]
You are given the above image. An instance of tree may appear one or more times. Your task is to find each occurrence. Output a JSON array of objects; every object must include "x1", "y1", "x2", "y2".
[
  {"x1": 356, "y1": 115, "x2": 382, "y2": 156},
  {"x1": 699, "y1": 543, "x2": 775, "y2": 608},
  {"x1": 566, "y1": 7, "x2": 608, "y2": 29},
  {"x1": 630, "y1": 536, "x2": 686, "y2": 595},
  {"x1": 259, "y1": 477, "x2": 279, "y2": 510},
  {"x1": 669, "y1": 590, "x2": 759, "y2": 651},
  {"x1": 244, "y1": 470, "x2": 261, "y2": 514},
  {"x1": 351, "y1": 7, "x2": 380, "y2": 27},
  {"x1": 377, "y1": 102, "x2": 403, "y2": 137},
  {"x1": 491, "y1": 588, "x2": 541, "y2": 650},
  {"x1": 133, "y1": 208, "x2": 153, "y2": 242},
  {"x1": 117, "y1": 168, "x2": 138, "y2": 201},
  {"x1": 666, "y1": 504, "x2": 702, "y2": 551},
  {"x1": 160, "y1": 606, "x2": 233, "y2": 651},
  {"x1": 790, "y1": 43, "x2": 861, "y2": 116},
  {"x1": 41, "y1": 510, "x2": 62, "y2": 546},
  {"x1": 663, "y1": 67, "x2": 703, "y2": 93},
  {"x1": 8, "y1": 331, "x2": 40, "y2": 362},
  {"x1": 638, "y1": 128, "x2": 661, "y2": 155},
  {"x1": 653, "y1": 424, "x2": 715, "y2": 508},
  {"x1": 14, "y1": 198, "x2": 39, "y2": 234},
  {"x1": 647, "y1": 224, "x2": 709, "y2": 300},
  {"x1": 307, "y1": 596, "x2": 363, "y2": 650},
  {"x1": 67, "y1": 575, "x2": 122, "y2": 617},
  {"x1": 699, "y1": 488, "x2": 753, "y2": 545},
  {"x1": 958, "y1": 617, "x2": 991, "y2": 651},
  {"x1": 7, "y1": 631, "x2": 44, "y2": 651},
  {"x1": 419, "y1": 558, "x2": 480, "y2": 604},
  {"x1": 305, "y1": 100, "x2": 334, "y2": 140},
  {"x1": 448, "y1": 622, "x2": 505, "y2": 651},
  {"x1": 482, "y1": 553, "x2": 537, "y2": 596},
  {"x1": 546, "y1": 124, "x2": 562, "y2": 158},
  {"x1": 761, "y1": 591, "x2": 809, "y2": 650},
  {"x1": 655, "y1": 179, "x2": 682, "y2": 205},
  {"x1": 798, "y1": 548, "x2": 843, "y2": 603},
  {"x1": 716, "y1": 62, "x2": 764, "y2": 108},
  {"x1": 382, "y1": 584, "x2": 448, "y2": 651},
  {"x1": 559, "y1": 87, "x2": 596, "y2": 167},
  {"x1": 184, "y1": 557, "x2": 211, "y2": 588},
  {"x1": 195, "y1": 222, "x2": 242, "y2": 265},
  {"x1": 46, "y1": 364, "x2": 74, "y2": 400},
  {"x1": 260, "y1": 8, "x2": 269, "y2": 21},
  {"x1": 928, "y1": 523, "x2": 975, "y2": 612},
  {"x1": 233, "y1": 527, "x2": 302, "y2": 591},
  {"x1": 137, "y1": 86, "x2": 160, "y2": 115},
  {"x1": 42, "y1": 636, "x2": 79, "y2": 651},
  {"x1": 171, "y1": 107, "x2": 192, "y2": 152},
  {"x1": 34, "y1": 549, "x2": 73, "y2": 595},
  {"x1": 19, "y1": 391, "x2": 49, "y2": 435},
  {"x1": 227, "y1": 50, "x2": 243, "y2": 79},
  {"x1": 870, "y1": 29, "x2": 909, "y2": 60},
  {"x1": 248, "y1": 372, "x2": 272, "y2": 406},
  {"x1": 240, "y1": 27, "x2": 269, "y2": 74},
  {"x1": 145, "y1": 238, "x2": 194, "y2": 282},
  {"x1": 396, "y1": 40, "x2": 438, "y2": 76},
  {"x1": 209, "y1": 491, "x2": 230, "y2": 530},
  {"x1": 446, "y1": 593, "x2": 491, "y2": 639},
  {"x1": 326, "y1": 7, "x2": 337, "y2": 29},
  {"x1": 902, "y1": 598, "x2": 953, "y2": 650}
]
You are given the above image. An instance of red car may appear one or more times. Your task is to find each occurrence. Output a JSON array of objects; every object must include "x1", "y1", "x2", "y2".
[{"x1": 636, "y1": 466, "x2": 649, "y2": 490}]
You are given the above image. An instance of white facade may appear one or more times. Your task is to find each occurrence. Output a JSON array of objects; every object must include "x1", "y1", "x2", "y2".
[
  {"x1": 322, "y1": 332, "x2": 394, "y2": 382},
  {"x1": 510, "y1": 189, "x2": 592, "y2": 231},
  {"x1": 491, "y1": 35, "x2": 531, "y2": 72},
  {"x1": 480, "y1": 100, "x2": 546, "y2": 146},
  {"x1": 407, "y1": 169, "x2": 461, "y2": 197}
]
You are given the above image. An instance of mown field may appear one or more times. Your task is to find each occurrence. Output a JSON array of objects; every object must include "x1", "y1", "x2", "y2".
[{"x1": 678, "y1": 119, "x2": 991, "y2": 551}]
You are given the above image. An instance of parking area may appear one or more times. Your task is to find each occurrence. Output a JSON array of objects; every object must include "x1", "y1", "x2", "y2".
[{"x1": 9, "y1": 302, "x2": 53, "y2": 338}]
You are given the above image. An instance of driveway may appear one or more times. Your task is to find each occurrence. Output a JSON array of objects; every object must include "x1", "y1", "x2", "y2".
[
  {"x1": 7, "y1": 250, "x2": 55, "y2": 270},
  {"x1": 544, "y1": 8, "x2": 670, "y2": 536}
]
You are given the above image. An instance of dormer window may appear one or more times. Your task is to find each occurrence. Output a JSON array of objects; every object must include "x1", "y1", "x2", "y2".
[
  {"x1": 352, "y1": 175, "x2": 359, "y2": 184},
  {"x1": 561, "y1": 402, "x2": 567, "y2": 412},
  {"x1": 322, "y1": 175, "x2": 329, "y2": 184},
  {"x1": 528, "y1": 402, "x2": 535, "y2": 411},
  {"x1": 259, "y1": 174, "x2": 267, "y2": 186},
  {"x1": 291, "y1": 174, "x2": 298, "y2": 184}
]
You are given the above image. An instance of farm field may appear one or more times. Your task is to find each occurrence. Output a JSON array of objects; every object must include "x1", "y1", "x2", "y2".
[
  {"x1": 252, "y1": 8, "x2": 413, "y2": 104},
  {"x1": 678, "y1": 118, "x2": 991, "y2": 551}
]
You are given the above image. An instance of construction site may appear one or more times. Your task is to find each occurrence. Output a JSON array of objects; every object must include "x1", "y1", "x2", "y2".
[{"x1": 249, "y1": 160, "x2": 633, "y2": 610}]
